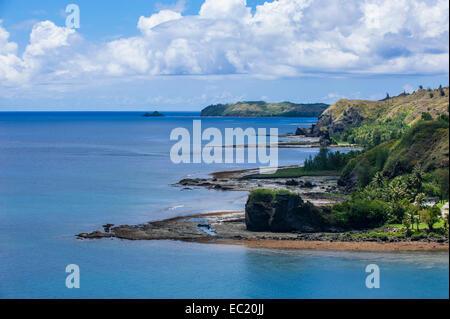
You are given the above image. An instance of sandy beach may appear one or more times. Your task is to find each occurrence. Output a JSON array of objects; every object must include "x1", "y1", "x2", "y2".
[{"x1": 208, "y1": 239, "x2": 449, "y2": 252}]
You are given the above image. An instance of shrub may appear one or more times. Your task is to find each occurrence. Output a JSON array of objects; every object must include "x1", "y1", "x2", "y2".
[
  {"x1": 428, "y1": 232, "x2": 443, "y2": 239},
  {"x1": 421, "y1": 112, "x2": 433, "y2": 121},
  {"x1": 331, "y1": 199, "x2": 390, "y2": 230},
  {"x1": 411, "y1": 232, "x2": 427, "y2": 240},
  {"x1": 419, "y1": 207, "x2": 441, "y2": 232}
]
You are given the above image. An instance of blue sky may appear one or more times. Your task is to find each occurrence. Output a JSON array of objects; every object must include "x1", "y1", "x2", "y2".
[{"x1": 0, "y1": 0, "x2": 448, "y2": 111}]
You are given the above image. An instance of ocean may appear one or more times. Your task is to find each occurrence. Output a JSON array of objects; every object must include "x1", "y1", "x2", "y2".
[{"x1": 0, "y1": 112, "x2": 448, "y2": 298}]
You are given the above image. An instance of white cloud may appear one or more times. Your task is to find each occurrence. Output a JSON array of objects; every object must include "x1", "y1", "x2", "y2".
[
  {"x1": 0, "y1": 20, "x2": 23, "y2": 85},
  {"x1": 25, "y1": 20, "x2": 75, "y2": 57},
  {"x1": 137, "y1": 10, "x2": 182, "y2": 37},
  {"x1": 0, "y1": 0, "x2": 448, "y2": 91},
  {"x1": 1, "y1": 20, "x2": 78, "y2": 86},
  {"x1": 199, "y1": 0, "x2": 252, "y2": 21}
]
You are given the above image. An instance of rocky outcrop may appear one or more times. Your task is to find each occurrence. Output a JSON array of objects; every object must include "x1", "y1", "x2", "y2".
[
  {"x1": 142, "y1": 111, "x2": 164, "y2": 117},
  {"x1": 245, "y1": 193, "x2": 329, "y2": 233},
  {"x1": 311, "y1": 107, "x2": 364, "y2": 137}
]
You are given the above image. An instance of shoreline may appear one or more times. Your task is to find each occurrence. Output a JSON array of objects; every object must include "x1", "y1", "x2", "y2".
[
  {"x1": 205, "y1": 239, "x2": 449, "y2": 252},
  {"x1": 78, "y1": 211, "x2": 449, "y2": 252},
  {"x1": 177, "y1": 165, "x2": 346, "y2": 206},
  {"x1": 76, "y1": 141, "x2": 448, "y2": 253}
]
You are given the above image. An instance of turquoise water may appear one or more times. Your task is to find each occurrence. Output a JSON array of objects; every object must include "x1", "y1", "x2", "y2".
[{"x1": 0, "y1": 112, "x2": 448, "y2": 299}]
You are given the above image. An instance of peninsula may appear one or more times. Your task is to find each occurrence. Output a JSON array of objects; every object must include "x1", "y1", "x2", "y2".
[{"x1": 201, "y1": 101, "x2": 328, "y2": 117}]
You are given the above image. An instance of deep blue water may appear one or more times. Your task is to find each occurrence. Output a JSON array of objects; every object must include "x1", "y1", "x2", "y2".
[{"x1": 0, "y1": 112, "x2": 448, "y2": 299}]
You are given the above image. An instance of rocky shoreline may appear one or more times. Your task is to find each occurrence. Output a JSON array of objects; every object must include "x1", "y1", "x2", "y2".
[
  {"x1": 176, "y1": 166, "x2": 345, "y2": 206},
  {"x1": 76, "y1": 145, "x2": 448, "y2": 252},
  {"x1": 77, "y1": 166, "x2": 448, "y2": 251},
  {"x1": 77, "y1": 211, "x2": 449, "y2": 251}
]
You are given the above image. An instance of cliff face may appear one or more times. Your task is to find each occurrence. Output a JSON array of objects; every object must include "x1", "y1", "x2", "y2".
[
  {"x1": 201, "y1": 101, "x2": 328, "y2": 117},
  {"x1": 245, "y1": 193, "x2": 329, "y2": 233}
]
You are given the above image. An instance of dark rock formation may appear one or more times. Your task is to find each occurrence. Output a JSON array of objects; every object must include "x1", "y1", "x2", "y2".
[
  {"x1": 142, "y1": 111, "x2": 164, "y2": 117},
  {"x1": 285, "y1": 179, "x2": 299, "y2": 186},
  {"x1": 102, "y1": 224, "x2": 114, "y2": 233},
  {"x1": 308, "y1": 107, "x2": 364, "y2": 138},
  {"x1": 77, "y1": 231, "x2": 114, "y2": 239},
  {"x1": 245, "y1": 193, "x2": 328, "y2": 233},
  {"x1": 295, "y1": 127, "x2": 307, "y2": 136}
]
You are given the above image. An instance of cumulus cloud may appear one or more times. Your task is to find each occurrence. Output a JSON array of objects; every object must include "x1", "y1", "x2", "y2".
[
  {"x1": 0, "y1": 21, "x2": 23, "y2": 85},
  {"x1": 1, "y1": 20, "x2": 78, "y2": 86},
  {"x1": 0, "y1": 0, "x2": 449, "y2": 89}
]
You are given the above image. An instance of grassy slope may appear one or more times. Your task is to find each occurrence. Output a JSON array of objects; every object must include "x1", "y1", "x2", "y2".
[
  {"x1": 323, "y1": 87, "x2": 449, "y2": 126},
  {"x1": 339, "y1": 120, "x2": 449, "y2": 188},
  {"x1": 384, "y1": 120, "x2": 449, "y2": 175}
]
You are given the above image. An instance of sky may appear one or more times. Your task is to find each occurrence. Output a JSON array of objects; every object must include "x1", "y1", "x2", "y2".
[{"x1": 0, "y1": 0, "x2": 449, "y2": 111}]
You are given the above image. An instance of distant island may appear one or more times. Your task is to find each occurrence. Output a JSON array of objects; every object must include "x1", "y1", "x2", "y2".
[
  {"x1": 142, "y1": 111, "x2": 164, "y2": 117},
  {"x1": 201, "y1": 101, "x2": 328, "y2": 117}
]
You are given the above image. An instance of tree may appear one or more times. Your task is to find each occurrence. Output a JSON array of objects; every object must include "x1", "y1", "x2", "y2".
[
  {"x1": 414, "y1": 193, "x2": 427, "y2": 209},
  {"x1": 402, "y1": 215, "x2": 412, "y2": 236},
  {"x1": 408, "y1": 164, "x2": 424, "y2": 197},
  {"x1": 443, "y1": 211, "x2": 449, "y2": 233},
  {"x1": 419, "y1": 85, "x2": 423, "y2": 90},
  {"x1": 414, "y1": 193, "x2": 427, "y2": 230},
  {"x1": 371, "y1": 172, "x2": 386, "y2": 188},
  {"x1": 419, "y1": 207, "x2": 440, "y2": 233}
]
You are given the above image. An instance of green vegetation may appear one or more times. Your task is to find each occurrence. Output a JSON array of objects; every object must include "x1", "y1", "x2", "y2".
[
  {"x1": 339, "y1": 118, "x2": 449, "y2": 189},
  {"x1": 383, "y1": 118, "x2": 449, "y2": 176},
  {"x1": 201, "y1": 101, "x2": 328, "y2": 117},
  {"x1": 248, "y1": 189, "x2": 296, "y2": 202},
  {"x1": 334, "y1": 119, "x2": 407, "y2": 148},
  {"x1": 339, "y1": 141, "x2": 394, "y2": 188},
  {"x1": 245, "y1": 86, "x2": 449, "y2": 236},
  {"x1": 248, "y1": 149, "x2": 360, "y2": 179},
  {"x1": 422, "y1": 112, "x2": 433, "y2": 121},
  {"x1": 325, "y1": 90, "x2": 449, "y2": 232},
  {"x1": 331, "y1": 199, "x2": 390, "y2": 229},
  {"x1": 330, "y1": 147, "x2": 448, "y2": 231},
  {"x1": 303, "y1": 149, "x2": 361, "y2": 171}
]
